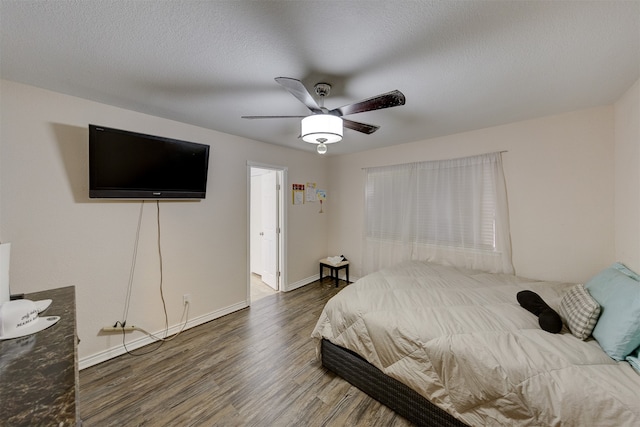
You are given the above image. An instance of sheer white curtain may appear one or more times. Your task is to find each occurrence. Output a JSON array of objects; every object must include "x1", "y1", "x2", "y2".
[{"x1": 363, "y1": 152, "x2": 513, "y2": 275}]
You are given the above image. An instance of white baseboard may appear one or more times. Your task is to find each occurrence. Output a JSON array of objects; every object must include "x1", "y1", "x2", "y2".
[
  {"x1": 282, "y1": 274, "x2": 319, "y2": 292},
  {"x1": 79, "y1": 301, "x2": 248, "y2": 370},
  {"x1": 81, "y1": 273, "x2": 360, "y2": 370}
]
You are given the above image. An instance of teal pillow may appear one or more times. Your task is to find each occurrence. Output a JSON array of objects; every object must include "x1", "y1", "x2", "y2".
[
  {"x1": 626, "y1": 347, "x2": 640, "y2": 374},
  {"x1": 611, "y1": 261, "x2": 640, "y2": 281},
  {"x1": 585, "y1": 265, "x2": 640, "y2": 361}
]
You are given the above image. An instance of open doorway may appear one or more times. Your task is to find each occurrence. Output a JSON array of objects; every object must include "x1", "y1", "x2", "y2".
[{"x1": 248, "y1": 163, "x2": 286, "y2": 303}]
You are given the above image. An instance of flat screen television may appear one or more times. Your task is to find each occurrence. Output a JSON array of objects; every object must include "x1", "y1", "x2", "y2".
[{"x1": 89, "y1": 124, "x2": 210, "y2": 199}]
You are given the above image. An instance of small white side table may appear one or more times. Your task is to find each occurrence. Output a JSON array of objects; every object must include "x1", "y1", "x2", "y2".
[{"x1": 319, "y1": 258, "x2": 350, "y2": 287}]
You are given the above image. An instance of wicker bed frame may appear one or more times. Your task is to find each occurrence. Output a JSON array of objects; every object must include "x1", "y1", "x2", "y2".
[{"x1": 321, "y1": 339, "x2": 469, "y2": 427}]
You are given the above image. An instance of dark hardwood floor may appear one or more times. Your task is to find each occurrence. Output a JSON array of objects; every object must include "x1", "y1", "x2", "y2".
[{"x1": 79, "y1": 279, "x2": 413, "y2": 426}]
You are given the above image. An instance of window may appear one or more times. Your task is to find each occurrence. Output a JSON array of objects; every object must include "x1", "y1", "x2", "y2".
[{"x1": 363, "y1": 152, "x2": 513, "y2": 275}]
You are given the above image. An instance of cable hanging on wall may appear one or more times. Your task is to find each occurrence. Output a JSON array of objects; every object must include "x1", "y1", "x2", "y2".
[{"x1": 114, "y1": 201, "x2": 190, "y2": 357}]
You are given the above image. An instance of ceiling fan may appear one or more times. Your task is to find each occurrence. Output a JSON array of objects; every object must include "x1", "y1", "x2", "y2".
[{"x1": 242, "y1": 77, "x2": 406, "y2": 153}]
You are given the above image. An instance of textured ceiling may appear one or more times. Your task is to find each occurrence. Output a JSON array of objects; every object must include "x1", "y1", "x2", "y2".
[{"x1": 1, "y1": 1, "x2": 639, "y2": 155}]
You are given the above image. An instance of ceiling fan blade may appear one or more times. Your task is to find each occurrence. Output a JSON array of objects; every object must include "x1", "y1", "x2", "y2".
[
  {"x1": 275, "y1": 77, "x2": 323, "y2": 114},
  {"x1": 343, "y1": 119, "x2": 380, "y2": 134},
  {"x1": 331, "y1": 90, "x2": 406, "y2": 116},
  {"x1": 241, "y1": 115, "x2": 306, "y2": 119}
]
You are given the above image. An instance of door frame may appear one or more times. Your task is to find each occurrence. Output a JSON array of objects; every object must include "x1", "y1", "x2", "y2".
[{"x1": 247, "y1": 161, "x2": 287, "y2": 304}]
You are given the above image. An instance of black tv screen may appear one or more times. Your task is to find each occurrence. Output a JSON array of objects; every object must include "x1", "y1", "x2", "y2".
[{"x1": 89, "y1": 125, "x2": 210, "y2": 199}]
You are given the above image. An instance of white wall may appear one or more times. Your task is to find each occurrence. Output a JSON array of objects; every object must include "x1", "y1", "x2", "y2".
[
  {"x1": 0, "y1": 80, "x2": 328, "y2": 366},
  {"x1": 327, "y1": 106, "x2": 616, "y2": 284},
  {"x1": 614, "y1": 79, "x2": 640, "y2": 271}
]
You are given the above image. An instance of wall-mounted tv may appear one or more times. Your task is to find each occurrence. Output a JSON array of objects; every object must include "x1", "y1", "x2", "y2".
[{"x1": 89, "y1": 125, "x2": 210, "y2": 199}]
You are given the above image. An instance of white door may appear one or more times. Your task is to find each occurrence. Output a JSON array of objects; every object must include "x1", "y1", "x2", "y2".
[
  {"x1": 260, "y1": 170, "x2": 278, "y2": 290},
  {"x1": 250, "y1": 175, "x2": 263, "y2": 275}
]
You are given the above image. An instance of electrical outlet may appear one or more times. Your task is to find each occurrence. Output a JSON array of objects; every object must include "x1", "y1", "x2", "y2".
[{"x1": 183, "y1": 293, "x2": 191, "y2": 305}]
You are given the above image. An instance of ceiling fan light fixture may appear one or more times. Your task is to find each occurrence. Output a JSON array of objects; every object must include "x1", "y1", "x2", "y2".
[{"x1": 301, "y1": 115, "x2": 343, "y2": 144}]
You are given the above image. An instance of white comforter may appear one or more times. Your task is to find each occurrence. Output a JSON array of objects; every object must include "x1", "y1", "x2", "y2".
[{"x1": 311, "y1": 261, "x2": 640, "y2": 426}]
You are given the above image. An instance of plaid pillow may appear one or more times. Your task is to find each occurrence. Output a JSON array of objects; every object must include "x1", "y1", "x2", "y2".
[{"x1": 559, "y1": 284, "x2": 601, "y2": 340}]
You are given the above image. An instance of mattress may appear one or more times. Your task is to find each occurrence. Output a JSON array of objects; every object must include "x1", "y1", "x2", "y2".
[
  {"x1": 311, "y1": 261, "x2": 640, "y2": 426},
  {"x1": 321, "y1": 338, "x2": 469, "y2": 426}
]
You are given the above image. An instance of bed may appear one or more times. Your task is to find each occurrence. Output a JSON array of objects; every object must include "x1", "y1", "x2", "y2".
[{"x1": 311, "y1": 261, "x2": 640, "y2": 426}]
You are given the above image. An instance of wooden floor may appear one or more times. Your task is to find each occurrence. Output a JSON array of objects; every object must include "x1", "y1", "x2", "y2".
[{"x1": 79, "y1": 279, "x2": 413, "y2": 426}]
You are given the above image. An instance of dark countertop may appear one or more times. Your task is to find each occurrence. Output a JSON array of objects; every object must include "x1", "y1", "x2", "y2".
[{"x1": 0, "y1": 286, "x2": 78, "y2": 426}]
